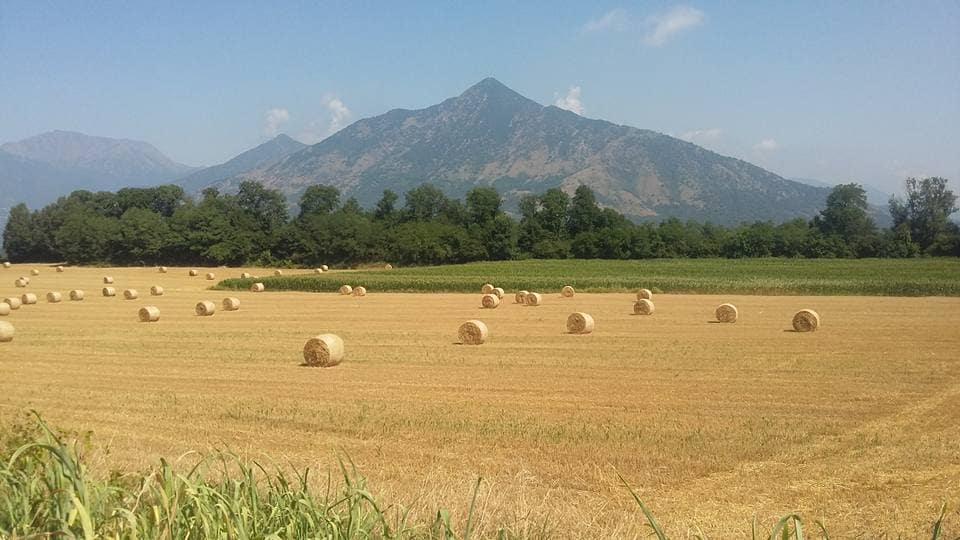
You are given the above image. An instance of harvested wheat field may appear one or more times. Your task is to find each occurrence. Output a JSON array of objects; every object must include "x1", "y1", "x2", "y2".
[{"x1": 0, "y1": 264, "x2": 958, "y2": 537}]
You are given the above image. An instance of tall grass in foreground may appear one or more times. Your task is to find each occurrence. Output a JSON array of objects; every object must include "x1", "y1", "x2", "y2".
[{"x1": 0, "y1": 414, "x2": 953, "y2": 539}]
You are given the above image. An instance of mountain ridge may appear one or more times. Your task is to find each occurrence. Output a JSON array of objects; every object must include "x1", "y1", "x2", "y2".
[
  {"x1": 223, "y1": 78, "x2": 830, "y2": 224},
  {"x1": 178, "y1": 134, "x2": 306, "y2": 193}
]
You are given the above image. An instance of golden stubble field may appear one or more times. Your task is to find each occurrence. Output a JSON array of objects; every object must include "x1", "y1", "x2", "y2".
[{"x1": 1, "y1": 264, "x2": 959, "y2": 538}]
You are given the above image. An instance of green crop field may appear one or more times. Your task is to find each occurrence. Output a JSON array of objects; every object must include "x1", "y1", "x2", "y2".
[{"x1": 219, "y1": 258, "x2": 960, "y2": 296}]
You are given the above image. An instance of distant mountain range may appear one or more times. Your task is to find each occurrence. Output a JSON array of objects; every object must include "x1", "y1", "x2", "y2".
[
  {"x1": 5, "y1": 78, "x2": 909, "y2": 231},
  {"x1": 199, "y1": 78, "x2": 830, "y2": 224},
  {"x1": 178, "y1": 134, "x2": 305, "y2": 194},
  {"x1": 0, "y1": 130, "x2": 199, "y2": 231}
]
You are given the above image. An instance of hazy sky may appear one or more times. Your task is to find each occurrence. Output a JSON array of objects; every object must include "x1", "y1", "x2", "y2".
[{"x1": 1, "y1": 1, "x2": 958, "y2": 195}]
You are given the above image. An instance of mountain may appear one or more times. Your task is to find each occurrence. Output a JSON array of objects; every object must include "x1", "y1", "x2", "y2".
[
  {"x1": 178, "y1": 134, "x2": 306, "y2": 193},
  {"x1": 1, "y1": 130, "x2": 196, "y2": 189},
  {"x1": 0, "y1": 150, "x2": 89, "y2": 233},
  {"x1": 220, "y1": 78, "x2": 830, "y2": 224}
]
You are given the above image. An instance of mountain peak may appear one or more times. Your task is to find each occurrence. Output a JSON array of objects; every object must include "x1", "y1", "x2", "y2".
[{"x1": 458, "y1": 77, "x2": 538, "y2": 105}]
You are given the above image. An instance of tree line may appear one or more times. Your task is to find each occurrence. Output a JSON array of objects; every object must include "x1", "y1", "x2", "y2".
[{"x1": 2, "y1": 177, "x2": 957, "y2": 266}]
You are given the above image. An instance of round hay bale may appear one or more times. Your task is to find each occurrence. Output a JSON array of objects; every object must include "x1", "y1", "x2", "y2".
[
  {"x1": 458, "y1": 320, "x2": 488, "y2": 345},
  {"x1": 150, "y1": 285, "x2": 164, "y2": 296},
  {"x1": 2, "y1": 262, "x2": 10, "y2": 268},
  {"x1": 123, "y1": 289, "x2": 139, "y2": 300},
  {"x1": 792, "y1": 309, "x2": 821, "y2": 332},
  {"x1": 637, "y1": 289, "x2": 653, "y2": 300},
  {"x1": 566, "y1": 312, "x2": 595, "y2": 334},
  {"x1": 240, "y1": 272, "x2": 252, "y2": 279},
  {"x1": 250, "y1": 282, "x2": 265, "y2": 292},
  {"x1": 102, "y1": 287, "x2": 116, "y2": 297},
  {"x1": 188, "y1": 269, "x2": 198, "y2": 277},
  {"x1": 492, "y1": 287, "x2": 505, "y2": 299},
  {"x1": 481, "y1": 283, "x2": 495, "y2": 294},
  {"x1": 515, "y1": 290, "x2": 529, "y2": 304},
  {"x1": 205, "y1": 272, "x2": 216, "y2": 280},
  {"x1": 195, "y1": 301, "x2": 216, "y2": 316},
  {"x1": 30, "y1": 269, "x2": 40, "y2": 276},
  {"x1": 20, "y1": 293, "x2": 37, "y2": 305},
  {"x1": 103, "y1": 276, "x2": 114, "y2": 284},
  {"x1": 561, "y1": 285, "x2": 575, "y2": 298},
  {"x1": 222, "y1": 297, "x2": 241, "y2": 311},
  {"x1": 302, "y1": 334, "x2": 345, "y2": 367},
  {"x1": 384, "y1": 263, "x2": 393, "y2": 270},
  {"x1": 274, "y1": 270, "x2": 283, "y2": 276},
  {"x1": 353, "y1": 286, "x2": 367, "y2": 297},
  {"x1": 314, "y1": 268, "x2": 323, "y2": 274},
  {"x1": 481, "y1": 294, "x2": 501, "y2": 309},
  {"x1": 138, "y1": 306, "x2": 160, "y2": 322},
  {"x1": 14, "y1": 278, "x2": 27, "y2": 288},
  {"x1": 159, "y1": 266, "x2": 168, "y2": 273},
  {"x1": 715, "y1": 303, "x2": 738, "y2": 323},
  {"x1": 320, "y1": 265, "x2": 329, "y2": 271},
  {"x1": 339, "y1": 285, "x2": 353, "y2": 295},
  {"x1": 46, "y1": 292, "x2": 62, "y2": 303},
  {"x1": 634, "y1": 299, "x2": 655, "y2": 315},
  {"x1": 3, "y1": 297, "x2": 22, "y2": 310},
  {"x1": 69, "y1": 290, "x2": 84, "y2": 301},
  {"x1": 524, "y1": 292, "x2": 543, "y2": 306},
  {"x1": 0, "y1": 303, "x2": 9, "y2": 316},
  {"x1": 0, "y1": 321, "x2": 13, "y2": 342},
  {"x1": 56, "y1": 266, "x2": 64, "y2": 273}
]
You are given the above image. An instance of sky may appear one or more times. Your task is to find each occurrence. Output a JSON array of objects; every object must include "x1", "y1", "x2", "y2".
[{"x1": 1, "y1": 0, "x2": 958, "y2": 196}]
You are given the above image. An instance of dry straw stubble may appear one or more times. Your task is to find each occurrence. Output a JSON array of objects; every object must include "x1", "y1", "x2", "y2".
[
  {"x1": 222, "y1": 297, "x2": 241, "y2": 311},
  {"x1": 481, "y1": 294, "x2": 501, "y2": 309},
  {"x1": 458, "y1": 320, "x2": 488, "y2": 345},
  {"x1": 634, "y1": 299, "x2": 655, "y2": 315},
  {"x1": 792, "y1": 309, "x2": 821, "y2": 332},
  {"x1": 715, "y1": 303, "x2": 738, "y2": 323},
  {"x1": 69, "y1": 290, "x2": 84, "y2": 301},
  {"x1": 566, "y1": 312, "x2": 595, "y2": 334},
  {"x1": 138, "y1": 306, "x2": 160, "y2": 322},
  {"x1": 196, "y1": 301, "x2": 216, "y2": 316},
  {"x1": 0, "y1": 321, "x2": 13, "y2": 342},
  {"x1": 302, "y1": 334, "x2": 344, "y2": 367},
  {"x1": 561, "y1": 285, "x2": 575, "y2": 298}
]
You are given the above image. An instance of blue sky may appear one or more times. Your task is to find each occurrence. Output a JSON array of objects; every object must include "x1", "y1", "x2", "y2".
[{"x1": 1, "y1": 0, "x2": 958, "y2": 195}]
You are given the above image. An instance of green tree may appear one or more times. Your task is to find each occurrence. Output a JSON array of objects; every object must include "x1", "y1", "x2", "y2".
[
  {"x1": 465, "y1": 187, "x2": 502, "y2": 226},
  {"x1": 889, "y1": 177, "x2": 958, "y2": 253},
  {"x1": 813, "y1": 183, "x2": 876, "y2": 255},
  {"x1": 298, "y1": 185, "x2": 340, "y2": 218},
  {"x1": 567, "y1": 185, "x2": 601, "y2": 236},
  {"x1": 2, "y1": 204, "x2": 38, "y2": 261},
  {"x1": 374, "y1": 190, "x2": 399, "y2": 223},
  {"x1": 402, "y1": 184, "x2": 449, "y2": 222}
]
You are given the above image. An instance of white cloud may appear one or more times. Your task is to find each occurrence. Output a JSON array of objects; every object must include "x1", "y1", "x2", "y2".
[
  {"x1": 554, "y1": 86, "x2": 584, "y2": 115},
  {"x1": 299, "y1": 95, "x2": 354, "y2": 144},
  {"x1": 324, "y1": 95, "x2": 352, "y2": 134},
  {"x1": 582, "y1": 8, "x2": 628, "y2": 33},
  {"x1": 644, "y1": 6, "x2": 705, "y2": 46},
  {"x1": 263, "y1": 108, "x2": 290, "y2": 137},
  {"x1": 753, "y1": 138, "x2": 779, "y2": 151},
  {"x1": 681, "y1": 128, "x2": 723, "y2": 143}
]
